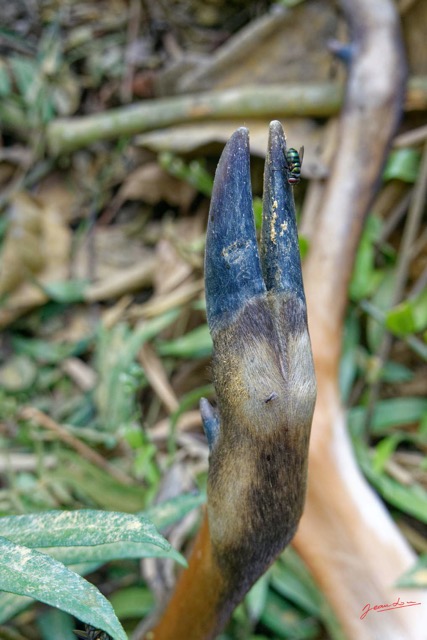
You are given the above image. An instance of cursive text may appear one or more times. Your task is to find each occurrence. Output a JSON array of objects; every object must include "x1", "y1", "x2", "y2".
[{"x1": 360, "y1": 596, "x2": 422, "y2": 620}]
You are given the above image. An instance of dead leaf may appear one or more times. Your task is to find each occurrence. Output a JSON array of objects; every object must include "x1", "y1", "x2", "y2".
[
  {"x1": 0, "y1": 193, "x2": 45, "y2": 296},
  {"x1": 113, "y1": 162, "x2": 196, "y2": 212},
  {"x1": 155, "y1": 1, "x2": 341, "y2": 95},
  {"x1": 136, "y1": 119, "x2": 328, "y2": 178},
  {"x1": 0, "y1": 192, "x2": 71, "y2": 328},
  {"x1": 152, "y1": 217, "x2": 204, "y2": 296}
]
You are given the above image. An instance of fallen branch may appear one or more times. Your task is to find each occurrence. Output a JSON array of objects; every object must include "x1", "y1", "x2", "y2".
[{"x1": 45, "y1": 77, "x2": 427, "y2": 155}]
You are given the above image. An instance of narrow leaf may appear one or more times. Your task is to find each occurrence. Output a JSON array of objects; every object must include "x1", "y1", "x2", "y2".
[
  {"x1": 157, "y1": 324, "x2": 212, "y2": 359},
  {"x1": 397, "y1": 555, "x2": 427, "y2": 588},
  {"x1": 0, "y1": 498, "x2": 198, "y2": 623},
  {"x1": 0, "y1": 510, "x2": 185, "y2": 566},
  {"x1": 143, "y1": 493, "x2": 205, "y2": 530},
  {"x1": 0, "y1": 563, "x2": 106, "y2": 624},
  {"x1": 260, "y1": 591, "x2": 319, "y2": 639},
  {"x1": 40, "y1": 279, "x2": 89, "y2": 303},
  {"x1": 383, "y1": 148, "x2": 421, "y2": 182},
  {"x1": 0, "y1": 536, "x2": 127, "y2": 640},
  {"x1": 348, "y1": 397, "x2": 427, "y2": 436},
  {"x1": 0, "y1": 591, "x2": 34, "y2": 624}
]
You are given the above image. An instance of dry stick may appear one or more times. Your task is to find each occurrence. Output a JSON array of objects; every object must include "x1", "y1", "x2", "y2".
[
  {"x1": 138, "y1": 343, "x2": 180, "y2": 414},
  {"x1": 409, "y1": 261, "x2": 427, "y2": 298},
  {"x1": 45, "y1": 78, "x2": 427, "y2": 155},
  {"x1": 377, "y1": 189, "x2": 412, "y2": 245},
  {"x1": 84, "y1": 258, "x2": 156, "y2": 303},
  {"x1": 131, "y1": 279, "x2": 204, "y2": 319},
  {"x1": 20, "y1": 407, "x2": 134, "y2": 486},
  {"x1": 294, "y1": 1, "x2": 425, "y2": 639},
  {"x1": 394, "y1": 123, "x2": 427, "y2": 147}
]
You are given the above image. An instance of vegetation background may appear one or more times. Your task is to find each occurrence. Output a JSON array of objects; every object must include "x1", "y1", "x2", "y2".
[{"x1": 0, "y1": 0, "x2": 426, "y2": 639}]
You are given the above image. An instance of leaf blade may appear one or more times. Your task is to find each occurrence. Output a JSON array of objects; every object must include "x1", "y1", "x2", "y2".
[
  {"x1": 0, "y1": 536, "x2": 127, "y2": 640},
  {"x1": 0, "y1": 510, "x2": 186, "y2": 566}
]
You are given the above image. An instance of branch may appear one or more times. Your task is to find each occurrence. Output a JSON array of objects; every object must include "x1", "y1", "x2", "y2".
[{"x1": 44, "y1": 77, "x2": 427, "y2": 155}]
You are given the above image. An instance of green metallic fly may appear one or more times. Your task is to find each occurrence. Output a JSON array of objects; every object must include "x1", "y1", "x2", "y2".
[
  {"x1": 74, "y1": 624, "x2": 111, "y2": 640},
  {"x1": 285, "y1": 146, "x2": 304, "y2": 185}
]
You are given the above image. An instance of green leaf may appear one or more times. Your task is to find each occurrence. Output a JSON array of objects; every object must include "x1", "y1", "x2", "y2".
[
  {"x1": 386, "y1": 289, "x2": 427, "y2": 336},
  {"x1": 270, "y1": 550, "x2": 344, "y2": 640},
  {"x1": 49, "y1": 453, "x2": 147, "y2": 512},
  {"x1": 37, "y1": 609, "x2": 76, "y2": 640},
  {"x1": 380, "y1": 361, "x2": 413, "y2": 383},
  {"x1": 367, "y1": 464, "x2": 427, "y2": 523},
  {"x1": 0, "y1": 563, "x2": 106, "y2": 625},
  {"x1": 340, "y1": 311, "x2": 361, "y2": 402},
  {"x1": 349, "y1": 215, "x2": 383, "y2": 301},
  {"x1": 245, "y1": 572, "x2": 270, "y2": 622},
  {"x1": 0, "y1": 495, "x2": 199, "y2": 624},
  {"x1": 0, "y1": 59, "x2": 11, "y2": 96},
  {"x1": 260, "y1": 591, "x2": 319, "y2": 639},
  {"x1": 109, "y1": 587, "x2": 153, "y2": 619},
  {"x1": 40, "y1": 279, "x2": 89, "y2": 303},
  {"x1": 95, "y1": 311, "x2": 179, "y2": 432},
  {"x1": 253, "y1": 197, "x2": 263, "y2": 230},
  {"x1": 143, "y1": 492, "x2": 205, "y2": 530},
  {"x1": 349, "y1": 397, "x2": 427, "y2": 437},
  {"x1": 385, "y1": 301, "x2": 416, "y2": 335},
  {"x1": 0, "y1": 510, "x2": 186, "y2": 567},
  {"x1": 0, "y1": 354, "x2": 37, "y2": 392},
  {"x1": 397, "y1": 555, "x2": 427, "y2": 588},
  {"x1": 159, "y1": 152, "x2": 213, "y2": 196},
  {"x1": 157, "y1": 324, "x2": 212, "y2": 359},
  {"x1": 10, "y1": 55, "x2": 37, "y2": 99},
  {"x1": 0, "y1": 536, "x2": 127, "y2": 640},
  {"x1": 13, "y1": 335, "x2": 91, "y2": 364},
  {"x1": 365, "y1": 271, "x2": 396, "y2": 351},
  {"x1": 352, "y1": 439, "x2": 427, "y2": 523},
  {"x1": 0, "y1": 591, "x2": 34, "y2": 624},
  {"x1": 298, "y1": 235, "x2": 309, "y2": 260},
  {"x1": 383, "y1": 148, "x2": 421, "y2": 183},
  {"x1": 372, "y1": 435, "x2": 402, "y2": 473},
  {"x1": 272, "y1": 552, "x2": 322, "y2": 618}
]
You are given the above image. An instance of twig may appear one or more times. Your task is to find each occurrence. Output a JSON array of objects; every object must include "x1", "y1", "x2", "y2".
[
  {"x1": 130, "y1": 279, "x2": 204, "y2": 319},
  {"x1": 0, "y1": 452, "x2": 56, "y2": 473},
  {"x1": 409, "y1": 262, "x2": 427, "y2": 298},
  {"x1": 84, "y1": 258, "x2": 156, "y2": 302},
  {"x1": 19, "y1": 407, "x2": 134, "y2": 486},
  {"x1": 150, "y1": 410, "x2": 202, "y2": 441},
  {"x1": 139, "y1": 343, "x2": 180, "y2": 414},
  {"x1": 394, "y1": 123, "x2": 427, "y2": 147},
  {"x1": 377, "y1": 189, "x2": 412, "y2": 245}
]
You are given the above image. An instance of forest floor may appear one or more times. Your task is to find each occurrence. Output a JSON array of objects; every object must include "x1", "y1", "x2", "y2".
[{"x1": 0, "y1": 1, "x2": 426, "y2": 639}]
